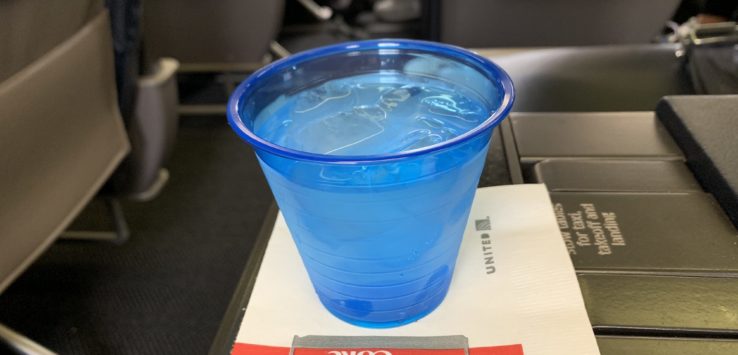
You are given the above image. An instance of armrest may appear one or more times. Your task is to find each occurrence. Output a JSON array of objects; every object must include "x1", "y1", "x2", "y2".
[{"x1": 115, "y1": 58, "x2": 180, "y2": 200}]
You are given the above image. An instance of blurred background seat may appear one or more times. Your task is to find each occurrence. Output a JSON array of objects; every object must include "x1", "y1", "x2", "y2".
[
  {"x1": 483, "y1": 44, "x2": 694, "y2": 112},
  {"x1": 430, "y1": 0, "x2": 690, "y2": 112},
  {"x1": 142, "y1": 0, "x2": 285, "y2": 115},
  {"x1": 143, "y1": 0, "x2": 284, "y2": 72},
  {"x1": 437, "y1": 0, "x2": 681, "y2": 47},
  {"x1": 279, "y1": 0, "x2": 426, "y2": 52}
]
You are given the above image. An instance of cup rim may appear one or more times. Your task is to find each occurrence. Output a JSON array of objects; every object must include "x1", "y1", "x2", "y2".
[{"x1": 227, "y1": 39, "x2": 515, "y2": 164}]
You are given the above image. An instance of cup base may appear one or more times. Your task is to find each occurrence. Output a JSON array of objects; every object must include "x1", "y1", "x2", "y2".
[{"x1": 318, "y1": 286, "x2": 450, "y2": 329}]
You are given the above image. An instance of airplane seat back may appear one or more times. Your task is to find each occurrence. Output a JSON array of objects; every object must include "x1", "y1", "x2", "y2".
[{"x1": 0, "y1": 0, "x2": 130, "y2": 292}]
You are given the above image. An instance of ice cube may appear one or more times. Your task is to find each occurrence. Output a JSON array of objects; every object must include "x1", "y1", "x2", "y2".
[
  {"x1": 378, "y1": 86, "x2": 421, "y2": 111},
  {"x1": 397, "y1": 129, "x2": 444, "y2": 152},
  {"x1": 295, "y1": 108, "x2": 385, "y2": 155},
  {"x1": 421, "y1": 94, "x2": 483, "y2": 122},
  {"x1": 416, "y1": 115, "x2": 445, "y2": 129},
  {"x1": 294, "y1": 81, "x2": 352, "y2": 113},
  {"x1": 354, "y1": 105, "x2": 386, "y2": 121}
]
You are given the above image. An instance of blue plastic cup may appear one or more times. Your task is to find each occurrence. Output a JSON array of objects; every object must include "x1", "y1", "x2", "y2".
[{"x1": 228, "y1": 39, "x2": 514, "y2": 328}]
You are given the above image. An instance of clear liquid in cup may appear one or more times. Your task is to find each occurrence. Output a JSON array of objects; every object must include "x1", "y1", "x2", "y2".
[{"x1": 254, "y1": 72, "x2": 488, "y2": 155}]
